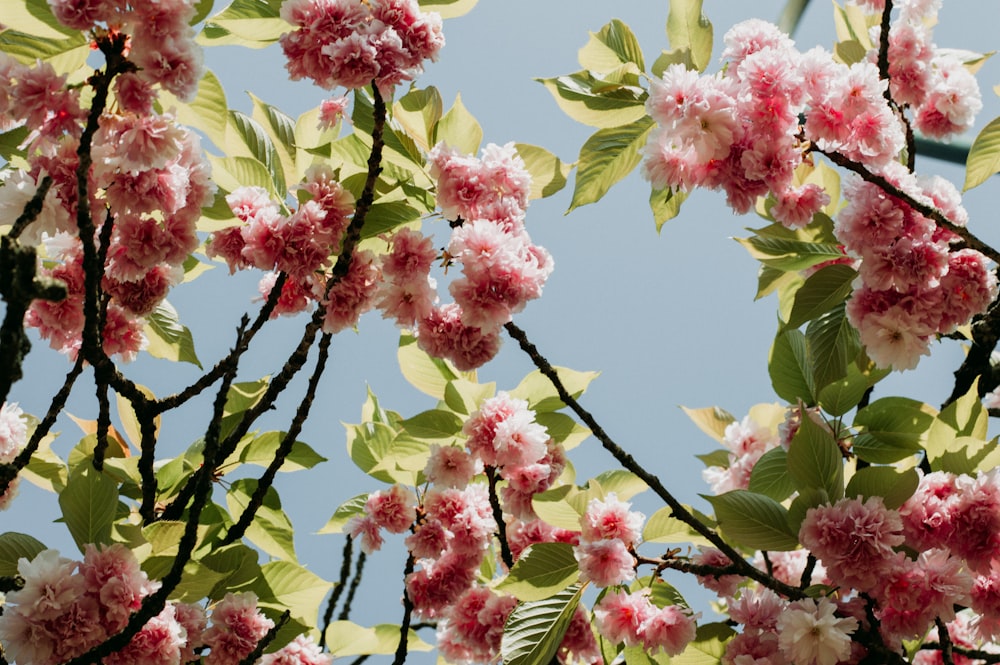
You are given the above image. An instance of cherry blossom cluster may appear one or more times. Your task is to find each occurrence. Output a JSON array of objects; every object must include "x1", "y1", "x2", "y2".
[
  {"x1": 0, "y1": 543, "x2": 300, "y2": 665},
  {"x1": 417, "y1": 142, "x2": 553, "y2": 370},
  {"x1": 593, "y1": 588, "x2": 698, "y2": 657},
  {"x1": 49, "y1": 0, "x2": 204, "y2": 102},
  {"x1": 838, "y1": 171, "x2": 996, "y2": 369},
  {"x1": 205, "y1": 168, "x2": 387, "y2": 334},
  {"x1": 0, "y1": 402, "x2": 27, "y2": 510},
  {"x1": 17, "y1": 110, "x2": 214, "y2": 361},
  {"x1": 279, "y1": 0, "x2": 444, "y2": 93},
  {"x1": 795, "y1": 475, "x2": 1000, "y2": 651},
  {"x1": 702, "y1": 414, "x2": 781, "y2": 494}
]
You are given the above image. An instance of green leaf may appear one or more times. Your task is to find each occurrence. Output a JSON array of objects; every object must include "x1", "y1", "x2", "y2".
[
  {"x1": 537, "y1": 72, "x2": 647, "y2": 128},
  {"x1": 443, "y1": 378, "x2": 495, "y2": 416},
  {"x1": 852, "y1": 397, "x2": 935, "y2": 463},
  {"x1": 516, "y1": 143, "x2": 570, "y2": 200},
  {"x1": 201, "y1": 543, "x2": 262, "y2": 601},
  {"x1": 0, "y1": 30, "x2": 89, "y2": 71},
  {"x1": 219, "y1": 376, "x2": 271, "y2": 442},
  {"x1": 418, "y1": 0, "x2": 478, "y2": 19},
  {"x1": 159, "y1": 69, "x2": 229, "y2": 151},
  {"x1": 228, "y1": 110, "x2": 286, "y2": 197},
  {"x1": 345, "y1": 421, "x2": 420, "y2": 485},
  {"x1": 509, "y1": 367, "x2": 599, "y2": 413},
  {"x1": 748, "y1": 447, "x2": 795, "y2": 501},
  {"x1": 769, "y1": 329, "x2": 815, "y2": 404},
  {"x1": 239, "y1": 431, "x2": 327, "y2": 471},
  {"x1": 59, "y1": 465, "x2": 119, "y2": 553},
  {"x1": 926, "y1": 381, "x2": 991, "y2": 473},
  {"x1": 650, "y1": 188, "x2": 688, "y2": 232},
  {"x1": 249, "y1": 92, "x2": 299, "y2": 189},
  {"x1": 394, "y1": 86, "x2": 443, "y2": 153},
  {"x1": 400, "y1": 409, "x2": 463, "y2": 440},
  {"x1": 317, "y1": 494, "x2": 368, "y2": 535},
  {"x1": 806, "y1": 303, "x2": 861, "y2": 391},
  {"x1": 965, "y1": 116, "x2": 1000, "y2": 190},
  {"x1": 681, "y1": 406, "x2": 736, "y2": 444},
  {"x1": 642, "y1": 506, "x2": 714, "y2": 547},
  {"x1": 671, "y1": 622, "x2": 735, "y2": 665},
  {"x1": 207, "y1": 154, "x2": 280, "y2": 201},
  {"x1": 818, "y1": 362, "x2": 871, "y2": 417},
  {"x1": 497, "y1": 542, "x2": 580, "y2": 601},
  {"x1": 783, "y1": 264, "x2": 856, "y2": 331},
  {"x1": 845, "y1": 466, "x2": 919, "y2": 510},
  {"x1": 569, "y1": 116, "x2": 654, "y2": 211},
  {"x1": 578, "y1": 19, "x2": 645, "y2": 73},
  {"x1": 3, "y1": 0, "x2": 78, "y2": 39},
  {"x1": 200, "y1": 0, "x2": 286, "y2": 47},
  {"x1": 226, "y1": 478, "x2": 297, "y2": 561},
  {"x1": 22, "y1": 431, "x2": 67, "y2": 493},
  {"x1": 0, "y1": 532, "x2": 47, "y2": 576},
  {"x1": 144, "y1": 300, "x2": 202, "y2": 367},
  {"x1": 536, "y1": 412, "x2": 590, "y2": 450},
  {"x1": 532, "y1": 486, "x2": 586, "y2": 531},
  {"x1": 665, "y1": 0, "x2": 714, "y2": 72},
  {"x1": 142, "y1": 556, "x2": 227, "y2": 603},
  {"x1": 326, "y1": 621, "x2": 432, "y2": 657},
  {"x1": 735, "y1": 235, "x2": 847, "y2": 272},
  {"x1": 586, "y1": 470, "x2": 648, "y2": 502},
  {"x1": 501, "y1": 584, "x2": 584, "y2": 665},
  {"x1": 398, "y1": 332, "x2": 465, "y2": 400},
  {"x1": 257, "y1": 560, "x2": 333, "y2": 624},
  {"x1": 704, "y1": 490, "x2": 799, "y2": 551},
  {"x1": 433, "y1": 93, "x2": 482, "y2": 156},
  {"x1": 787, "y1": 416, "x2": 844, "y2": 501}
]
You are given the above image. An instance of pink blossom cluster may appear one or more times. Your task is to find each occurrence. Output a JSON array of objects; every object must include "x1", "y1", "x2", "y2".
[
  {"x1": 417, "y1": 142, "x2": 552, "y2": 370},
  {"x1": 279, "y1": 0, "x2": 444, "y2": 93},
  {"x1": 0, "y1": 402, "x2": 27, "y2": 509},
  {"x1": 49, "y1": 0, "x2": 204, "y2": 102},
  {"x1": 20, "y1": 109, "x2": 214, "y2": 361},
  {"x1": 643, "y1": 10, "x2": 982, "y2": 230},
  {"x1": 702, "y1": 414, "x2": 780, "y2": 494},
  {"x1": 574, "y1": 493, "x2": 644, "y2": 588},
  {"x1": 839, "y1": 172, "x2": 996, "y2": 369},
  {"x1": 723, "y1": 590, "x2": 863, "y2": 665},
  {"x1": 202, "y1": 592, "x2": 275, "y2": 665},
  {"x1": 0, "y1": 545, "x2": 205, "y2": 665},
  {"x1": 797, "y1": 483, "x2": 1000, "y2": 646},
  {"x1": 206, "y1": 171, "x2": 388, "y2": 334},
  {"x1": 0, "y1": 54, "x2": 86, "y2": 151},
  {"x1": 593, "y1": 588, "x2": 697, "y2": 657},
  {"x1": 346, "y1": 483, "x2": 417, "y2": 553},
  {"x1": 259, "y1": 634, "x2": 333, "y2": 665}
]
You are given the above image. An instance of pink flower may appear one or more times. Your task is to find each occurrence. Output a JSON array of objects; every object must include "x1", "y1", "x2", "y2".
[
  {"x1": 0, "y1": 402, "x2": 27, "y2": 461},
  {"x1": 318, "y1": 95, "x2": 350, "y2": 129},
  {"x1": 260, "y1": 634, "x2": 333, "y2": 665},
  {"x1": 580, "y1": 493, "x2": 645, "y2": 546},
  {"x1": 365, "y1": 484, "x2": 416, "y2": 534},
  {"x1": 593, "y1": 589, "x2": 653, "y2": 647},
  {"x1": 347, "y1": 514, "x2": 384, "y2": 554},
  {"x1": 462, "y1": 392, "x2": 548, "y2": 468},
  {"x1": 798, "y1": 496, "x2": 905, "y2": 592},
  {"x1": 875, "y1": 550, "x2": 971, "y2": 643},
  {"x1": 321, "y1": 249, "x2": 380, "y2": 333},
  {"x1": 202, "y1": 592, "x2": 275, "y2": 665},
  {"x1": 103, "y1": 604, "x2": 187, "y2": 665},
  {"x1": 727, "y1": 588, "x2": 786, "y2": 631},
  {"x1": 424, "y1": 444, "x2": 480, "y2": 488},
  {"x1": 79, "y1": 542, "x2": 160, "y2": 633},
  {"x1": 416, "y1": 303, "x2": 502, "y2": 370},
  {"x1": 776, "y1": 598, "x2": 857, "y2": 665},
  {"x1": 692, "y1": 547, "x2": 743, "y2": 597},
  {"x1": 574, "y1": 539, "x2": 636, "y2": 587},
  {"x1": 641, "y1": 604, "x2": 698, "y2": 656}
]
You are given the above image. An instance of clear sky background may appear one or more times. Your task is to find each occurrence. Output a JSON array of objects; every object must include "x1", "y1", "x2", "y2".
[{"x1": 6, "y1": 0, "x2": 1000, "y2": 660}]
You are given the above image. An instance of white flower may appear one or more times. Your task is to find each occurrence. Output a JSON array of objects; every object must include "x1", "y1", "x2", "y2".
[{"x1": 776, "y1": 597, "x2": 858, "y2": 665}]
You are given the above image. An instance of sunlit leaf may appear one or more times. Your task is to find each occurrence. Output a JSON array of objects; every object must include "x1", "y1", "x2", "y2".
[
  {"x1": 496, "y1": 542, "x2": 579, "y2": 601},
  {"x1": 326, "y1": 621, "x2": 432, "y2": 656},
  {"x1": 59, "y1": 465, "x2": 119, "y2": 553},
  {"x1": 537, "y1": 72, "x2": 647, "y2": 128},
  {"x1": 704, "y1": 490, "x2": 798, "y2": 551},
  {"x1": 569, "y1": 116, "x2": 654, "y2": 211},
  {"x1": 578, "y1": 19, "x2": 645, "y2": 73},
  {"x1": 501, "y1": 584, "x2": 585, "y2": 665},
  {"x1": 665, "y1": 0, "x2": 713, "y2": 72},
  {"x1": 145, "y1": 301, "x2": 202, "y2": 368},
  {"x1": 433, "y1": 93, "x2": 482, "y2": 155},
  {"x1": 516, "y1": 143, "x2": 571, "y2": 200}
]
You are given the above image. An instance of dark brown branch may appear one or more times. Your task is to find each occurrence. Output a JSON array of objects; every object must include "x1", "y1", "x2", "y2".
[
  {"x1": 319, "y1": 536, "x2": 354, "y2": 650},
  {"x1": 486, "y1": 466, "x2": 514, "y2": 570},
  {"x1": 392, "y1": 553, "x2": 416, "y2": 665},
  {"x1": 337, "y1": 551, "x2": 366, "y2": 622},
  {"x1": 816, "y1": 148, "x2": 1000, "y2": 265},
  {"x1": 237, "y1": 610, "x2": 291, "y2": 665},
  {"x1": 221, "y1": 332, "x2": 333, "y2": 545},
  {"x1": 503, "y1": 321, "x2": 806, "y2": 600}
]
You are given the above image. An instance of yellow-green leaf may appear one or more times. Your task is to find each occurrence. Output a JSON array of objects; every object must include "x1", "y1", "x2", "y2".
[{"x1": 964, "y1": 116, "x2": 1000, "y2": 191}]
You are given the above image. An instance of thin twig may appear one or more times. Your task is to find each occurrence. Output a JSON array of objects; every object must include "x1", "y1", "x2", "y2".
[
  {"x1": 337, "y1": 551, "x2": 366, "y2": 622},
  {"x1": 392, "y1": 553, "x2": 416, "y2": 665},
  {"x1": 486, "y1": 465, "x2": 514, "y2": 570},
  {"x1": 319, "y1": 536, "x2": 354, "y2": 650},
  {"x1": 237, "y1": 610, "x2": 291, "y2": 665}
]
